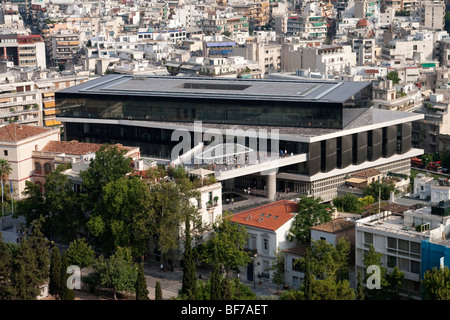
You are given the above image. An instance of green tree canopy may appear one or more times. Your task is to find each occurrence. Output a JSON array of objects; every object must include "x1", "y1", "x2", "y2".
[
  {"x1": 79, "y1": 144, "x2": 133, "y2": 211},
  {"x1": 87, "y1": 176, "x2": 154, "y2": 257},
  {"x1": 363, "y1": 180, "x2": 395, "y2": 201},
  {"x1": 387, "y1": 71, "x2": 400, "y2": 84},
  {"x1": 332, "y1": 193, "x2": 359, "y2": 213},
  {"x1": 66, "y1": 238, "x2": 95, "y2": 270},
  {"x1": 422, "y1": 266, "x2": 450, "y2": 300},
  {"x1": 197, "y1": 215, "x2": 250, "y2": 276},
  {"x1": 288, "y1": 196, "x2": 332, "y2": 244}
]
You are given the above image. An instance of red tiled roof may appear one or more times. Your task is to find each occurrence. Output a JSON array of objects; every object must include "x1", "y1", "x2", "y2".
[
  {"x1": 310, "y1": 218, "x2": 355, "y2": 234},
  {"x1": 230, "y1": 200, "x2": 298, "y2": 231},
  {"x1": 0, "y1": 124, "x2": 53, "y2": 142},
  {"x1": 351, "y1": 168, "x2": 381, "y2": 178},
  {"x1": 42, "y1": 140, "x2": 104, "y2": 155}
]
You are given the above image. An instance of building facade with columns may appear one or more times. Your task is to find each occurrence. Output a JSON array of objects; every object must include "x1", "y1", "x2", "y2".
[{"x1": 55, "y1": 75, "x2": 424, "y2": 202}]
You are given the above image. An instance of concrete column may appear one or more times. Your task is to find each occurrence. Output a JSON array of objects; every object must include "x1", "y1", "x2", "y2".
[{"x1": 266, "y1": 172, "x2": 277, "y2": 200}]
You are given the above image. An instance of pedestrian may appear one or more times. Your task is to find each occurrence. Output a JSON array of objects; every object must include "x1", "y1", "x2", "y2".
[
  {"x1": 231, "y1": 198, "x2": 234, "y2": 205},
  {"x1": 160, "y1": 263, "x2": 164, "y2": 271}
]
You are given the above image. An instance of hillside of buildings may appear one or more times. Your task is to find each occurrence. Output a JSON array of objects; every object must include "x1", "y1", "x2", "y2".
[{"x1": 1, "y1": 0, "x2": 450, "y2": 303}]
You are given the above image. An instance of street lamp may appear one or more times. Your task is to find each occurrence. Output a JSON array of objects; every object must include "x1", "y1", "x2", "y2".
[{"x1": 253, "y1": 253, "x2": 258, "y2": 289}]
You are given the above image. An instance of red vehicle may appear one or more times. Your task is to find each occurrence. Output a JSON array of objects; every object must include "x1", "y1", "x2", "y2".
[
  {"x1": 427, "y1": 161, "x2": 443, "y2": 173},
  {"x1": 411, "y1": 157, "x2": 424, "y2": 168}
]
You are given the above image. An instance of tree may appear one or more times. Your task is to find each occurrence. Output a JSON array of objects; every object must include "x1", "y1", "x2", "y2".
[
  {"x1": 422, "y1": 266, "x2": 450, "y2": 300},
  {"x1": 209, "y1": 245, "x2": 222, "y2": 300},
  {"x1": 148, "y1": 168, "x2": 203, "y2": 266},
  {"x1": 356, "y1": 270, "x2": 365, "y2": 300},
  {"x1": 49, "y1": 246, "x2": 62, "y2": 299},
  {"x1": 197, "y1": 215, "x2": 250, "y2": 277},
  {"x1": 387, "y1": 71, "x2": 400, "y2": 84},
  {"x1": 181, "y1": 208, "x2": 197, "y2": 300},
  {"x1": 66, "y1": 238, "x2": 95, "y2": 276},
  {"x1": 60, "y1": 252, "x2": 75, "y2": 300},
  {"x1": 135, "y1": 264, "x2": 149, "y2": 300},
  {"x1": 15, "y1": 181, "x2": 45, "y2": 227},
  {"x1": 79, "y1": 144, "x2": 133, "y2": 211},
  {"x1": 269, "y1": 248, "x2": 285, "y2": 288},
  {"x1": 221, "y1": 277, "x2": 233, "y2": 300},
  {"x1": 386, "y1": 266, "x2": 404, "y2": 296},
  {"x1": 363, "y1": 180, "x2": 395, "y2": 201},
  {"x1": 332, "y1": 193, "x2": 359, "y2": 213},
  {"x1": 43, "y1": 165, "x2": 85, "y2": 242},
  {"x1": 87, "y1": 176, "x2": 154, "y2": 256},
  {"x1": 87, "y1": 248, "x2": 138, "y2": 300},
  {"x1": 363, "y1": 245, "x2": 389, "y2": 299},
  {"x1": 0, "y1": 158, "x2": 12, "y2": 190},
  {"x1": 358, "y1": 195, "x2": 375, "y2": 209},
  {"x1": 0, "y1": 158, "x2": 12, "y2": 215},
  {"x1": 155, "y1": 281, "x2": 163, "y2": 300},
  {"x1": 288, "y1": 196, "x2": 332, "y2": 244},
  {"x1": 0, "y1": 233, "x2": 12, "y2": 299}
]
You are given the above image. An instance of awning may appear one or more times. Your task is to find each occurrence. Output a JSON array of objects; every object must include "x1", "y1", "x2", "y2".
[
  {"x1": 43, "y1": 92, "x2": 55, "y2": 97},
  {"x1": 345, "y1": 177, "x2": 367, "y2": 184},
  {"x1": 45, "y1": 119, "x2": 61, "y2": 126},
  {"x1": 44, "y1": 101, "x2": 55, "y2": 108},
  {"x1": 44, "y1": 109, "x2": 56, "y2": 116}
]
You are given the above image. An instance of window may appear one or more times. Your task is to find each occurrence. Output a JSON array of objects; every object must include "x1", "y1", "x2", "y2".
[
  {"x1": 398, "y1": 239, "x2": 409, "y2": 253},
  {"x1": 410, "y1": 242, "x2": 421, "y2": 254},
  {"x1": 387, "y1": 237, "x2": 397, "y2": 249},
  {"x1": 35, "y1": 162, "x2": 42, "y2": 174},
  {"x1": 263, "y1": 238, "x2": 269, "y2": 251},
  {"x1": 411, "y1": 260, "x2": 420, "y2": 274},
  {"x1": 44, "y1": 162, "x2": 52, "y2": 174},
  {"x1": 387, "y1": 255, "x2": 397, "y2": 268},
  {"x1": 292, "y1": 258, "x2": 304, "y2": 272},
  {"x1": 3, "y1": 150, "x2": 7, "y2": 156},
  {"x1": 364, "y1": 232, "x2": 373, "y2": 244}
]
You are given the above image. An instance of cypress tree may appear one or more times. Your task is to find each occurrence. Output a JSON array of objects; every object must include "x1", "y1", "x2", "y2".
[
  {"x1": 209, "y1": 245, "x2": 222, "y2": 300},
  {"x1": 302, "y1": 248, "x2": 313, "y2": 300},
  {"x1": 60, "y1": 252, "x2": 75, "y2": 300},
  {"x1": 135, "y1": 263, "x2": 149, "y2": 300},
  {"x1": 49, "y1": 246, "x2": 62, "y2": 299},
  {"x1": 356, "y1": 270, "x2": 365, "y2": 300},
  {"x1": 221, "y1": 277, "x2": 232, "y2": 300},
  {"x1": 181, "y1": 213, "x2": 196, "y2": 299},
  {"x1": 155, "y1": 281, "x2": 162, "y2": 300}
]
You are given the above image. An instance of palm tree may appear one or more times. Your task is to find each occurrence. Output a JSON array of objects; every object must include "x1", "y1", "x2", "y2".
[{"x1": 0, "y1": 158, "x2": 12, "y2": 215}]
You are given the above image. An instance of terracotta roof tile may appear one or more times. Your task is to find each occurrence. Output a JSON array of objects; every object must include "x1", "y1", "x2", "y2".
[
  {"x1": 230, "y1": 200, "x2": 298, "y2": 231},
  {"x1": 310, "y1": 218, "x2": 355, "y2": 234},
  {"x1": 351, "y1": 168, "x2": 381, "y2": 178},
  {"x1": 42, "y1": 140, "x2": 103, "y2": 155},
  {"x1": 0, "y1": 124, "x2": 53, "y2": 142},
  {"x1": 42, "y1": 141, "x2": 136, "y2": 156},
  {"x1": 284, "y1": 243, "x2": 309, "y2": 256}
]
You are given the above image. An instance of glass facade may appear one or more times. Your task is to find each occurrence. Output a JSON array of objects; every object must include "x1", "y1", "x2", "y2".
[{"x1": 55, "y1": 92, "x2": 370, "y2": 129}]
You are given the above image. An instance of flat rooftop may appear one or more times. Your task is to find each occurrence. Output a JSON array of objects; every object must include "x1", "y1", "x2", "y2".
[{"x1": 58, "y1": 74, "x2": 371, "y2": 104}]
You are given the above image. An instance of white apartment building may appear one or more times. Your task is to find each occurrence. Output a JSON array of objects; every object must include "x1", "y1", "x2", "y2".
[
  {"x1": 355, "y1": 209, "x2": 431, "y2": 298},
  {"x1": 301, "y1": 44, "x2": 356, "y2": 77},
  {"x1": 381, "y1": 33, "x2": 435, "y2": 64}
]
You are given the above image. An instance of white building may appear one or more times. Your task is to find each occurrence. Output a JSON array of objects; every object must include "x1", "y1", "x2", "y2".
[
  {"x1": 355, "y1": 206, "x2": 450, "y2": 298},
  {"x1": 231, "y1": 200, "x2": 298, "y2": 284}
]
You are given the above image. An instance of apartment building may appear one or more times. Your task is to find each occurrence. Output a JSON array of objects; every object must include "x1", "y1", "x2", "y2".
[
  {"x1": 418, "y1": 0, "x2": 445, "y2": 30},
  {"x1": 355, "y1": 204, "x2": 450, "y2": 298},
  {"x1": 372, "y1": 80, "x2": 423, "y2": 111},
  {"x1": 300, "y1": 44, "x2": 356, "y2": 77},
  {"x1": 412, "y1": 93, "x2": 450, "y2": 154},
  {"x1": 47, "y1": 29, "x2": 81, "y2": 68},
  {"x1": 0, "y1": 34, "x2": 46, "y2": 70},
  {"x1": 381, "y1": 33, "x2": 435, "y2": 64},
  {"x1": 0, "y1": 81, "x2": 42, "y2": 127}
]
